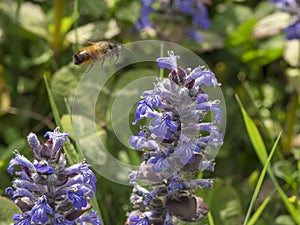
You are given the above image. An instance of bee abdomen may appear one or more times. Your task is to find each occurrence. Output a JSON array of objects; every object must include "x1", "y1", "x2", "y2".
[{"x1": 73, "y1": 50, "x2": 94, "y2": 65}]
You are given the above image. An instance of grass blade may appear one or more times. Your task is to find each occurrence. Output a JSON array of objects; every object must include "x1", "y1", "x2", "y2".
[
  {"x1": 44, "y1": 76, "x2": 79, "y2": 164},
  {"x1": 247, "y1": 196, "x2": 271, "y2": 225},
  {"x1": 208, "y1": 211, "x2": 215, "y2": 225},
  {"x1": 236, "y1": 94, "x2": 300, "y2": 224},
  {"x1": 243, "y1": 131, "x2": 281, "y2": 225},
  {"x1": 44, "y1": 75, "x2": 62, "y2": 128}
]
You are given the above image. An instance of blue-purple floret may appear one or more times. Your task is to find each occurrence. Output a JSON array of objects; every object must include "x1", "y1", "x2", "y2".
[
  {"x1": 12, "y1": 213, "x2": 32, "y2": 225},
  {"x1": 156, "y1": 51, "x2": 179, "y2": 70},
  {"x1": 127, "y1": 51, "x2": 223, "y2": 224},
  {"x1": 55, "y1": 214, "x2": 76, "y2": 225},
  {"x1": 270, "y1": 0, "x2": 300, "y2": 40},
  {"x1": 5, "y1": 127, "x2": 102, "y2": 225},
  {"x1": 134, "y1": 0, "x2": 211, "y2": 43},
  {"x1": 283, "y1": 22, "x2": 300, "y2": 40}
]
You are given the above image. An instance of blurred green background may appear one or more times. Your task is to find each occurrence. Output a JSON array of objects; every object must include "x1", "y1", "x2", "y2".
[{"x1": 0, "y1": 0, "x2": 299, "y2": 224}]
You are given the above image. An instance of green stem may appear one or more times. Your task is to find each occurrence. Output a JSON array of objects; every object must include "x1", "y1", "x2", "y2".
[
  {"x1": 159, "y1": 42, "x2": 164, "y2": 78},
  {"x1": 53, "y1": 0, "x2": 64, "y2": 65},
  {"x1": 298, "y1": 40, "x2": 300, "y2": 69},
  {"x1": 72, "y1": 0, "x2": 80, "y2": 50},
  {"x1": 9, "y1": 0, "x2": 22, "y2": 101},
  {"x1": 282, "y1": 91, "x2": 298, "y2": 154}
]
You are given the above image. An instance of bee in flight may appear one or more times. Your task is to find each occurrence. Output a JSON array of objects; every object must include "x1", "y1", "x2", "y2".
[{"x1": 73, "y1": 41, "x2": 121, "y2": 72}]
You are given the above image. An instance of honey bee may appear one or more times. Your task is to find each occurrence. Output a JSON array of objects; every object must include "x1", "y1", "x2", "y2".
[{"x1": 73, "y1": 41, "x2": 121, "y2": 72}]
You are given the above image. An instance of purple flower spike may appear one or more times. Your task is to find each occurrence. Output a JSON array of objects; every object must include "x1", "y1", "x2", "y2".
[
  {"x1": 133, "y1": 0, "x2": 155, "y2": 32},
  {"x1": 193, "y1": 2, "x2": 210, "y2": 29},
  {"x1": 133, "y1": 0, "x2": 212, "y2": 43},
  {"x1": 127, "y1": 51, "x2": 223, "y2": 224},
  {"x1": 6, "y1": 128, "x2": 102, "y2": 225},
  {"x1": 176, "y1": 0, "x2": 194, "y2": 15}
]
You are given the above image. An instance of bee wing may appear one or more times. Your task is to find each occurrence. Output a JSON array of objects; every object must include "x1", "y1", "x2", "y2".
[{"x1": 87, "y1": 40, "x2": 96, "y2": 44}]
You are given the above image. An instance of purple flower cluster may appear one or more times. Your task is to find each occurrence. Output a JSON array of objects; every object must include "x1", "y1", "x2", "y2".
[
  {"x1": 270, "y1": 0, "x2": 300, "y2": 40},
  {"x1": 134, "y1": 0, "x2": 211, "y2": 42},
  {"x1": 5, "y1": 127, "x2": 102, "y2": 225},
  {"x1": 126, "y1": 51, "x2": 223, "y2": 224}
]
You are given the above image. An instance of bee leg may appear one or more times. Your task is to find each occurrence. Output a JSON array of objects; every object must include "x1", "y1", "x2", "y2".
[
  {"x1": 115, "y1": 52, "x2": 119, "y2": 62},
  {"x1": 100, "y1": 57, "x2": 105, "y2": 68},
  {"x1": 85, "y1": 62, "x2": 95, "y2": 73},
  {"x1": 109, "y1": 52, "x2": 114, "y2": 62}
]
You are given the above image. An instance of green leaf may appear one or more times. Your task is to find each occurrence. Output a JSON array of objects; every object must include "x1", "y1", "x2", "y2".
[
  {"x1": 284, "y1": 40, "x2": 300, "y2": 67},
  {"x1": 275, "y1": 215, "x2": 297, "y2": 225},
  {"x1": 254, "y1": 1, "x2": 275, "y2": 19},
  {"x1": 71, "y1": 114, "x2": 108, "y2": 167},
  {"x1": 211, "y1": 4, "x2": 254, "y2": 37},
  {"x1": 202, "y1": 179, "x2": 243, "y2": 225},
  {"x1": 50, "y1": 63, "x2": 84, "y2": 114},
  {"x1": 245, "y1": 35, "x2": 284, "y2": 65},
  {"x1": 30, "y1": 49, "x2": 53, "y2": 66},
  {"x1": 226, "y1": 19, "x2": 257, "y2": 47},
  {"x1": 61, "y1": 17, "x2": 74, "y2": 35},
  {"x1": 248, "y1": 170, "x2": 259, "y2": 190},
  {"x1": 273, "y1": 160, "x2": 294, "y2": 180},
  {"x1": 286, "y1": 68, "x2": 300, "y2": 93},
  {"x1": 1, "y1": 0, "x2": 49, "y2": 39},
  {"x1": 0, "y1": 138, "x2": 26, "y2": 162},
  {"x1": 66, "y1": 20, "x2": 120, "y2": 44},
  {"x1": 182, "y1": 31, "x2": 224, "y2": 53},
  {"x1": 241, "y1": 48, "x2": 283, "y2": 65},
  {"x1": 235, "y1": 94, "x2": 268, "y2": 164},
  {"x1": 115, "y1": 1, "x2": 140, "y2": 23},
  {"x1": 0, "y1": 196, "x2": 22, "y2": 225},
  {"x1": 61, "y1": 114, "x2": 74, "y2": 138},
  {"x1": 105, "y1": 68, "x2": 157, "y2": 164},
  {"x1": 49, "y1": 16, "x2": 74, "y2": 37},
  {"x1": 253, "y1": 12, "x2": 290, "y2": 39},
  {"x1": 78, "y1": 0, "x2": 107, "y2": 17}
]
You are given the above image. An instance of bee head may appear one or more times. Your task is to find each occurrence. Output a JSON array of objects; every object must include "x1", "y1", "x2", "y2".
[{"x1": 109, "y1": 42, "x2": 119, "y2": 50}]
